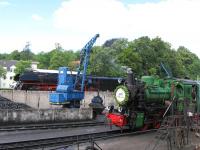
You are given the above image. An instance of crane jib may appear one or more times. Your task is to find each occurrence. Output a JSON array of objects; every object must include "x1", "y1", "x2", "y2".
[{"x1": 74, "y1": 34, "x2": 100, "y2": 91}]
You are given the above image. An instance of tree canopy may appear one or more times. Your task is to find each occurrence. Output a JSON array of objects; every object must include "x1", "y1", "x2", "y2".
[
  {"x1": 0, "y1": 37, "x2": 200, "y2": 79},
  {"x1": 14, "y1": 61, "x2": 31, "y2": 75}
]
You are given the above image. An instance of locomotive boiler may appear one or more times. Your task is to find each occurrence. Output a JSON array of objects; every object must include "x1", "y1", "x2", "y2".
[{"x1": 107, "y1": 68, "x2": 200, "y2": 129}]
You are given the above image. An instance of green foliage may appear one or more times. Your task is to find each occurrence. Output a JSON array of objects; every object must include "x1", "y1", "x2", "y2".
[
  {"x1": 0, "y1": 66, "x2": 6, "y2": 77},
  {"x1": 36, "y1": 52, "x2": 51, "y2": 69},
  {"x1": 48, "y1": 49, "x2": 76, "y2": 70},
  {"x1": 20, "y1": 49, "x2": 35, "y2": 61},
  {"x1": 88, "y1": 46, "x2": 124, "y2": 77},
  {"x1": 118, "y1": 45, "x2": 142, "y2": 75},
  {"x1": 149, "y1": 68, "x2": 157, "y2": 75},
  {"x1": 48, "y1": 50, "x2": 65, "y2": 69},
  {"x1": 0, "y1": 53, "x2": 9, "y2": 60},
  {"x1": 0, "y1": 36, "x2": 199, "y2": 79},
  {"x1": 115, "y1": 36, "x2": 200, "y2": 79},
  {"x1": 14, "y1": 61, "x2": 31, "y2": 75},
  {"x1": 176, "y1": 46, "x2": 200, "y2": 79},
  {"x1": 9, "y1": 50, "x2": 21, "y2": 60},
  {"x1": 0, "y1": 49, "x2": 34, "y2": 61}
]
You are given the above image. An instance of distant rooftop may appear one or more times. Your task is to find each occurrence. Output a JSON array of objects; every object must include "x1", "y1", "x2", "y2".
[
  {"x1": 0, "y1": 60, "x2": 18, "y2": 71},
  {"x1": 32, "y1": 68, "x2": 77, "y2": 75}
]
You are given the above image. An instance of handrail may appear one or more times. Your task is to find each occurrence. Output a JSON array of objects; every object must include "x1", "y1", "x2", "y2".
[{"x1": 163, "y1": 96, "x2": 176, "y2": 118}]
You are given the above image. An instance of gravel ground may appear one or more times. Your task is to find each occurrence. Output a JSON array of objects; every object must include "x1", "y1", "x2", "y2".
[
  {"x1": 77, "y1": 132, "x2": 167, "y2": 150},
  {"x1": 65, "y1": 131, "x2": 200, "y2": 150},
  {"x1": 0, "y1": 96, "x2": 31, "y2": 109}
]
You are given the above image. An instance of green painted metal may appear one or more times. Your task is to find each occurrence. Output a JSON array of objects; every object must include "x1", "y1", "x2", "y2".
[
  {"x1": 141, "y1": 76, "x2": 154, "y2": 85},
  {"x1": 177, "y1": 99, "x2": 184, "y2": 112},
  {"x1": 135, "y1": 112, "x2": 144, "y2": 128},
  {"x1": 142, "y1": 76, "x2": 171, "y2": 103},
  {"x1": 114, "y1": 75, "x2": 199, "y2": 114}
]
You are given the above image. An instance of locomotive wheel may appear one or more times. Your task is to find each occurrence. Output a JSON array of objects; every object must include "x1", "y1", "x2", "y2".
[
  {"x1": 141, "y1": 124, "x2": 149, "y2": 131},
  {"x1": 153, "y1": 122, "x2": 161, "y2": 129}
]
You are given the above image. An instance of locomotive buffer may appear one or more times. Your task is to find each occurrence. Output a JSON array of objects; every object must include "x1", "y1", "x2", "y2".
[{"x1": 49, "y1": 34, "x2": 99, "y2": 108}]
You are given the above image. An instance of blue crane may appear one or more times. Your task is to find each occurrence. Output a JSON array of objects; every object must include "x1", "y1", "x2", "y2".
[{"x1": 49, "y1": 34, "x2": 99, "y2": 108}]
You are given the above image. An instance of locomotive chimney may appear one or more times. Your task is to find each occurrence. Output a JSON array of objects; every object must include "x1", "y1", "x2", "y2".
[
  {"x1": 127, "y1": 68, "x2": 135, "y2": 87},
  {"x1": 126, "y1": 68, "x2": 136, "y2": 98}
]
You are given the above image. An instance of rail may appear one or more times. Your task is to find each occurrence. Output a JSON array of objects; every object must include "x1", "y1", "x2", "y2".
[
  {"x1": 0, "y1": 121, "x2": 104, "y2": 132},
  {"x1": 0, "y1": 128, "x2": 156, "y2": 150}
]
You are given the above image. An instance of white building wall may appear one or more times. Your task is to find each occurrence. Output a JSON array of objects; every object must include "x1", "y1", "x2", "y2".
[
  {"x1": 0, "y1": 65, "x2": 16, "y2": 89},
  {"x1": 31, "y1": 62, "x2": 38, "y2": 70},
  {"x1": 0, "y1": 62, "x2": 38, "y2": 89},
  {"x1": 31, "y1": 64, "x2": 37, "y2": 70}
]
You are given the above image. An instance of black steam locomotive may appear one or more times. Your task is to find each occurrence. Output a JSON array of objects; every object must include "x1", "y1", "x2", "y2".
[{"x1": 14, "y1": 69, "x2": 122, "y2": 91}]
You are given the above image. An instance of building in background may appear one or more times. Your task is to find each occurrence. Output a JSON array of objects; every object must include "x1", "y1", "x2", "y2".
[{"x1": 0, "y1": 60, "x2": 38, "y2": 89}]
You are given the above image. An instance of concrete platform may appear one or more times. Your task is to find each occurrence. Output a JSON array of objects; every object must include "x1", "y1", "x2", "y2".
[{"x1": 0, "y1": 108, "x2": 92, "y2": 124}]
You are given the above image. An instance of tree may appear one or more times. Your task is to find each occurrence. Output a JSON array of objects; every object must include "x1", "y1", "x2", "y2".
[
  {"x1": 0, "y1": 66, "x2": 6, "y2": 78},
  {"x1": 64, "y1": 50, "x2": 78, "y2": 70},
  {"x1": 177, "y1": 46, "x2": 200, "y2": 79},
  {"x1": 20, "y1": 50, "x2": 35, "y2": 61},
  {"x1": 20, "y1": 42, "x2": 35, "y2": 61},
  {"x1": 48, "y1": 50, "x2": 64, "y2": 69},
  {"x1": 188, "y1": 59, "x2": 200, "y2": 79},
  {"x1": 0, "y1": 36, "x2": 200, "y2": 79},
  {"x1": 48, "y1": 50, "x2": 76, "y2": 70},
  {"x1": 15, "y1": 61, "x2": 31, "y2": 75},
  {"x1": 118, "y1": 47, "x2": 142, "y2": 76},
  {"x1": 88, "y1": 46, "x2": 124, "y2": 77},
  {"x1": 36, "y1": 52, "x2": 51, "y2": 69},
  {"x1": 133, "y1": 36, "x2": 156, "y2": 75},
  {"x1": 103, "y1": 38, "x2": 129, "y2": 58},
  {"x1": 0, "y1": 53, "x2": 9, "y2": 60},
  {"x1": 103, "y1": 38, "x2": 119, "y2": 47},
  {"x1": 9, "y1": 50, "x2": 21, "y2": 60}
]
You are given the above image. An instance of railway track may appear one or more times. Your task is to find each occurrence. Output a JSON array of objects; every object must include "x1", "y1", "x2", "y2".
[
  {"x1": 0, "y1": 128, "x2": 156, "y2": 150},
  {"x1": 0, "y1": 121, "x2": 104, "y2": 132}
]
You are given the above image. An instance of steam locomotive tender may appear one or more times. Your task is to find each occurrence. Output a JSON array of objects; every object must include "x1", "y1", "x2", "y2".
[{"x1": 107, "y1": 69, "x2": 200, "y2": 129}]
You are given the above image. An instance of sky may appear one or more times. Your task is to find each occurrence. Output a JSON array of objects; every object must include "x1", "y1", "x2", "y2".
[{"x1": 0, "y1": 0, "x2": 199, "y2": 57}]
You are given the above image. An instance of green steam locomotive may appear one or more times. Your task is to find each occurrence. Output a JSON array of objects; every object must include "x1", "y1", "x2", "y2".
[{"x1": 107, "y1": 68, "x2": 200, "y2": 129}]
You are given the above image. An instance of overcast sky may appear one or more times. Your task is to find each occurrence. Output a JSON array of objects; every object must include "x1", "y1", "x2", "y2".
[{"x1": 0, "y1": 0, "x2": 199, "y2": 57}]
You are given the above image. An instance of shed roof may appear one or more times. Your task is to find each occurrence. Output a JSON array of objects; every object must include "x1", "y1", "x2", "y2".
[{"x1": 0, "y1": 60, "x2": 18, "y2": 71}]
